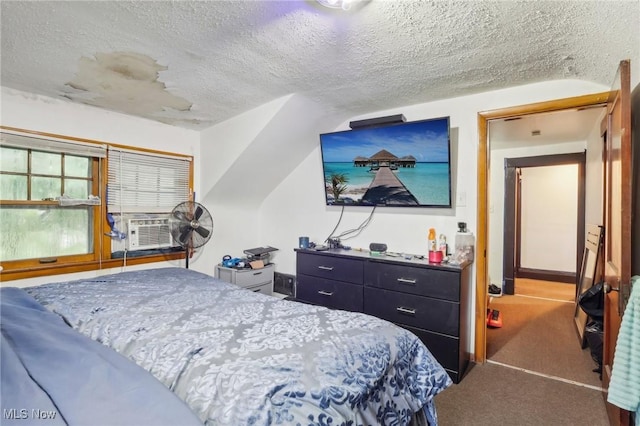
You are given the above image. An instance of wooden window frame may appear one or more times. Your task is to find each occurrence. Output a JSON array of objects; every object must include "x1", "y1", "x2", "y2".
[{"x1": 0, "y1": 126, "x2": 193, "y2": 282}]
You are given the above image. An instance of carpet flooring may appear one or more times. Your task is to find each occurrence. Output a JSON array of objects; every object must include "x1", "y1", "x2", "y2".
[
  {"x1": 433, "y1": 279, "x2": 608, "y2": 425},
  {"x1": 434, "y1": 363, "x2": 608, "y2": 426},
  {"x1": 486, "y1": 279, "x2": 601, "y2": 387},
  {"x1": 487, "y1": 294, "x2": 601, "y2": 387}
]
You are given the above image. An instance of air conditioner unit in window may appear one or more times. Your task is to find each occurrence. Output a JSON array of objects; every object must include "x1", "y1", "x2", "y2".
[{"x1": 126, "y1": 218, "x2": 174, "y2": 251}]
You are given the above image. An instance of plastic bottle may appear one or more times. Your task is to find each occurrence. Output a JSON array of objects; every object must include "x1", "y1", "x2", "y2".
[
  {"x1": 454, "y1": 231, "x2": 475, "y2": 264},
  {"x1": 438, "y1": 234, "x2": 447, "y2": 257},
  {"x1": 428, "y1": 228, "x2": 437, "y2": 252}
]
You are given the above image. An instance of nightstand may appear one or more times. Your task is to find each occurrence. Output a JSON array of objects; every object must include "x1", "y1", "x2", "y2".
[{"x1": 214, "y1": 263, "x2": 275, "y2": 295}]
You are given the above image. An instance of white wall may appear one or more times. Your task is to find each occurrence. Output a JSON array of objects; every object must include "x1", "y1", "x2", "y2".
[
  {"x1": 197, "y1": 94, "x2": 342, "y2": 275},
  {"x1": 259, "y1": 81, "x2": 605, "y2": 276},
  {"x1": 520, "y1": 164, "x2": 578, "y2": 272},
  {"x1": 1, "y1": 87, "x2": 201, "y2": 287},
  {"x1": 258, "y1": 79, "x2": 606, "y2": 356},
  {"x1": 1, "y1": 88, "x2": 200, "y2": 161}
]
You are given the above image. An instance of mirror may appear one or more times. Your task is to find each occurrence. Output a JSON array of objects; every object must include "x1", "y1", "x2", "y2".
[{"x1": 574, "y1": 224, "x2": 603, "y2": 348}]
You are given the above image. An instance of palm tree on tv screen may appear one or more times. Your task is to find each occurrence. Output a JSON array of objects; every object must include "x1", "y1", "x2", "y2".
[{"x1": 328, "y1": 173, "x2": 348, "y2": 202}]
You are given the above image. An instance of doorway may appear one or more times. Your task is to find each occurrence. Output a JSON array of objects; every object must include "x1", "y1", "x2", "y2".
[
  {"x1": 502, "y1": 153, "x2": 586, "y2": 296},
  {"x1": 474, "y1": 92, "x2": 610, "y2": 363},
  {"x1": 484, "y1": 105, "x2": 601, "y2": 387}
]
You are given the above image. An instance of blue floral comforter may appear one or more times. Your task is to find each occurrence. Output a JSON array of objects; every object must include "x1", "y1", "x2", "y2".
[{"x1": 27, "y1": 267, "x2": 452, "y2": 425}]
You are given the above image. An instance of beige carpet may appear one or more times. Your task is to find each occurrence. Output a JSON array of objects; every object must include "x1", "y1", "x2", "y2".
[
  {"x1": 433, "y1": 279, "x2": 607, "y2": 424},
  {"x1": 487, "y1": 279, "x2": 601, "y2": 387},
  {"x1": 434, "y1": 363, "x2": 608, "y2": 426}
]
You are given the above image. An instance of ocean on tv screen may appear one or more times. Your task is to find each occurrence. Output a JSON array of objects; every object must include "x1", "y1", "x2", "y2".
[
  {"x1": 320, "y1": 117, "x2": 452, "y2": 207},
  {"x1": 323, "y1": 161, "x2": 450, "y2": 206}
]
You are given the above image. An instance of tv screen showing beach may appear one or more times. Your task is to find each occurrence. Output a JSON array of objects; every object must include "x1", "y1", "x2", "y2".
[{"x1": 319, "y1": 117, "x2": 452, "y2": 207}]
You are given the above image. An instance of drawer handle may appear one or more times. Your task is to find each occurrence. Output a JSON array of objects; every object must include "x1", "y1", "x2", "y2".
[
  {"x1": 253, "y1": 289, "x2": 262, "y2": 292},
  {"x1": 317, "y1": 266, "x2": 334, "y2": 271},
  {"x1": 396, "y1": 307, "x2": 416, "y2": 316},
  {"x1": 252, "y1": 271, "x2": 263, "y2": 276},
  {"x1": 318, "y1": 290, "x2": 334, "y2": 296},
  {"x1": 397, "y1": 278, "x2": 416, "y2": 285}
]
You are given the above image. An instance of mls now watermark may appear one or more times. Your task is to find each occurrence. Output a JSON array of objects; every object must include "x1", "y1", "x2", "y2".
[{"x1": 4, "y1": 408, "x2": 58, "y2": 420}]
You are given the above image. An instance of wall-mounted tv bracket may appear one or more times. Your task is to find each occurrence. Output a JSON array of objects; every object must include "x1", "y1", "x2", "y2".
[{"x1": 349, "y1": 114, "x2": 406, "y2": 130}]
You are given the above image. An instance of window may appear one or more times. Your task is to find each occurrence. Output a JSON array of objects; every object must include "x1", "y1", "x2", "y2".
[
  {"x1": 0, "y1": 129, "x2": 193, "y2": 280},
  {"x1": 107, "y1": 147, "x2": 191, "y2": 214},
  {"x1": 1, "y1": 132, "x2": 104, "y2": 269},
  {"x1": 106, "y1": 147, "x2": 192, "y2": 256}
]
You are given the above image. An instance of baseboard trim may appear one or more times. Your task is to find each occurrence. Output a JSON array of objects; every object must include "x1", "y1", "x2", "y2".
[{"x1": 516, "y1": 268, "x2": 575, "y2": 283}]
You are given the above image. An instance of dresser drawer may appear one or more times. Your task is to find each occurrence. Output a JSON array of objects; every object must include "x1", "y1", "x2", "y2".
[
  {"x1": 400, "y1": 324, "x2": 461, "y2": 375},
  {"x1": 234, "y1": 267, "x2": 274, "y2": 287},
  {"x1": 246, "y1": 282, "x2": 272, "y2": 295},
  {"x1": 297, "y1": 252, "x2": 363, "y2": 284},
  {"x1": 363, "y1": 287, "x2": 459, "y2": 336},
  {"x1": 296, "y1": 274, "x2": 363, "y2": 312},
  {"x1": 364, "y1": 261, "x2": 460, "y2": 301}
]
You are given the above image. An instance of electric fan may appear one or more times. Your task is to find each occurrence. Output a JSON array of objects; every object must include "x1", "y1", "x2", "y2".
[{"x1": 170, "y1": 201, "x2": 213, "y2": 269}]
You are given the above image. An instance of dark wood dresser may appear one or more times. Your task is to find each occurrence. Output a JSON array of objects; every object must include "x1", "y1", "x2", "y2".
[{"x1": 295, "y1": 248, "x2": 472, "y2": 383}]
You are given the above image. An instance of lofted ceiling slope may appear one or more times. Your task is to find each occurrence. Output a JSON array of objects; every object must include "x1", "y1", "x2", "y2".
[{"x1": 1, "y1": 1, "x2": 638, "y2": 131}]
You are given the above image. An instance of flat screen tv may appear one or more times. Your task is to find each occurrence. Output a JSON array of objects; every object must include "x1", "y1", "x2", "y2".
[{"x1": 319, "y1": 116, "x2": 452, "y2": 208}]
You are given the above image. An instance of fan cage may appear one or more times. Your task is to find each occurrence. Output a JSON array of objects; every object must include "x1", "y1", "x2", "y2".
[{"x1": 170, "y1": 202, "x2": 213, "y2": 249}]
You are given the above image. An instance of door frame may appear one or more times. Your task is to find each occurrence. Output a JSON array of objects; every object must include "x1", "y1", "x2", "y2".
[
  {"x1": 602, "y1": 60, "x2": 633, "y2": 425},
  {"x1": 502, "y1": 152, "x2": 586, "y2": 295},
  {"x1": 474, "y1": 92, "x2": 610, "y2": 362}
]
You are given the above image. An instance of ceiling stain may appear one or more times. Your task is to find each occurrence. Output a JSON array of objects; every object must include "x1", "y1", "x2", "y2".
[
  {"x1": 1, "y1": 1, "x2": 637, "y2": 130},
  {"x1": 65, "y1": 52, "x2": 192, "y2": 121}
]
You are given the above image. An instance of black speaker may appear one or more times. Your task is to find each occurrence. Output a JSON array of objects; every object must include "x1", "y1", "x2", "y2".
[
  {"x1": 369, "y1": 243, "x2": 387, "y2": 252},
  {"x1": 274, "y1": 272, "x2": 296, "y2": 297},
  {"x1": 349, "y1": 114, "x2": 406, "y2": 130}
]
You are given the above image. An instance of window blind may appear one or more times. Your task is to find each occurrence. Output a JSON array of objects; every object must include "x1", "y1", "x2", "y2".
[
  {"x1": 107, "y1": 148, "x2": 191, "y2": 213},
  {"x1": 0, "y1": 132, "x2": 107, "y2": 158}
]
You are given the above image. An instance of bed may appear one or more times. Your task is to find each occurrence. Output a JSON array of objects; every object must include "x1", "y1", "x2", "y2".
[
  {"x1": 1, "y1": 287, "x2": 202, "y2": 426},
  {"x1": 5, "y1": 267, "x2": 452, "y2": 425}
]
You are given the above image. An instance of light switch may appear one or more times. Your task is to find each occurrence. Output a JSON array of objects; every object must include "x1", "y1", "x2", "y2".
[{"x1": 457, "y1": 191, "x2": 466, "y2": 207}]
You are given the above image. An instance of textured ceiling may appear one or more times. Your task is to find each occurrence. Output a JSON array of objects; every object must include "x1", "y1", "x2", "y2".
[{"x1": 1, "y1": 1, "x2": 638, "y2": 130}]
